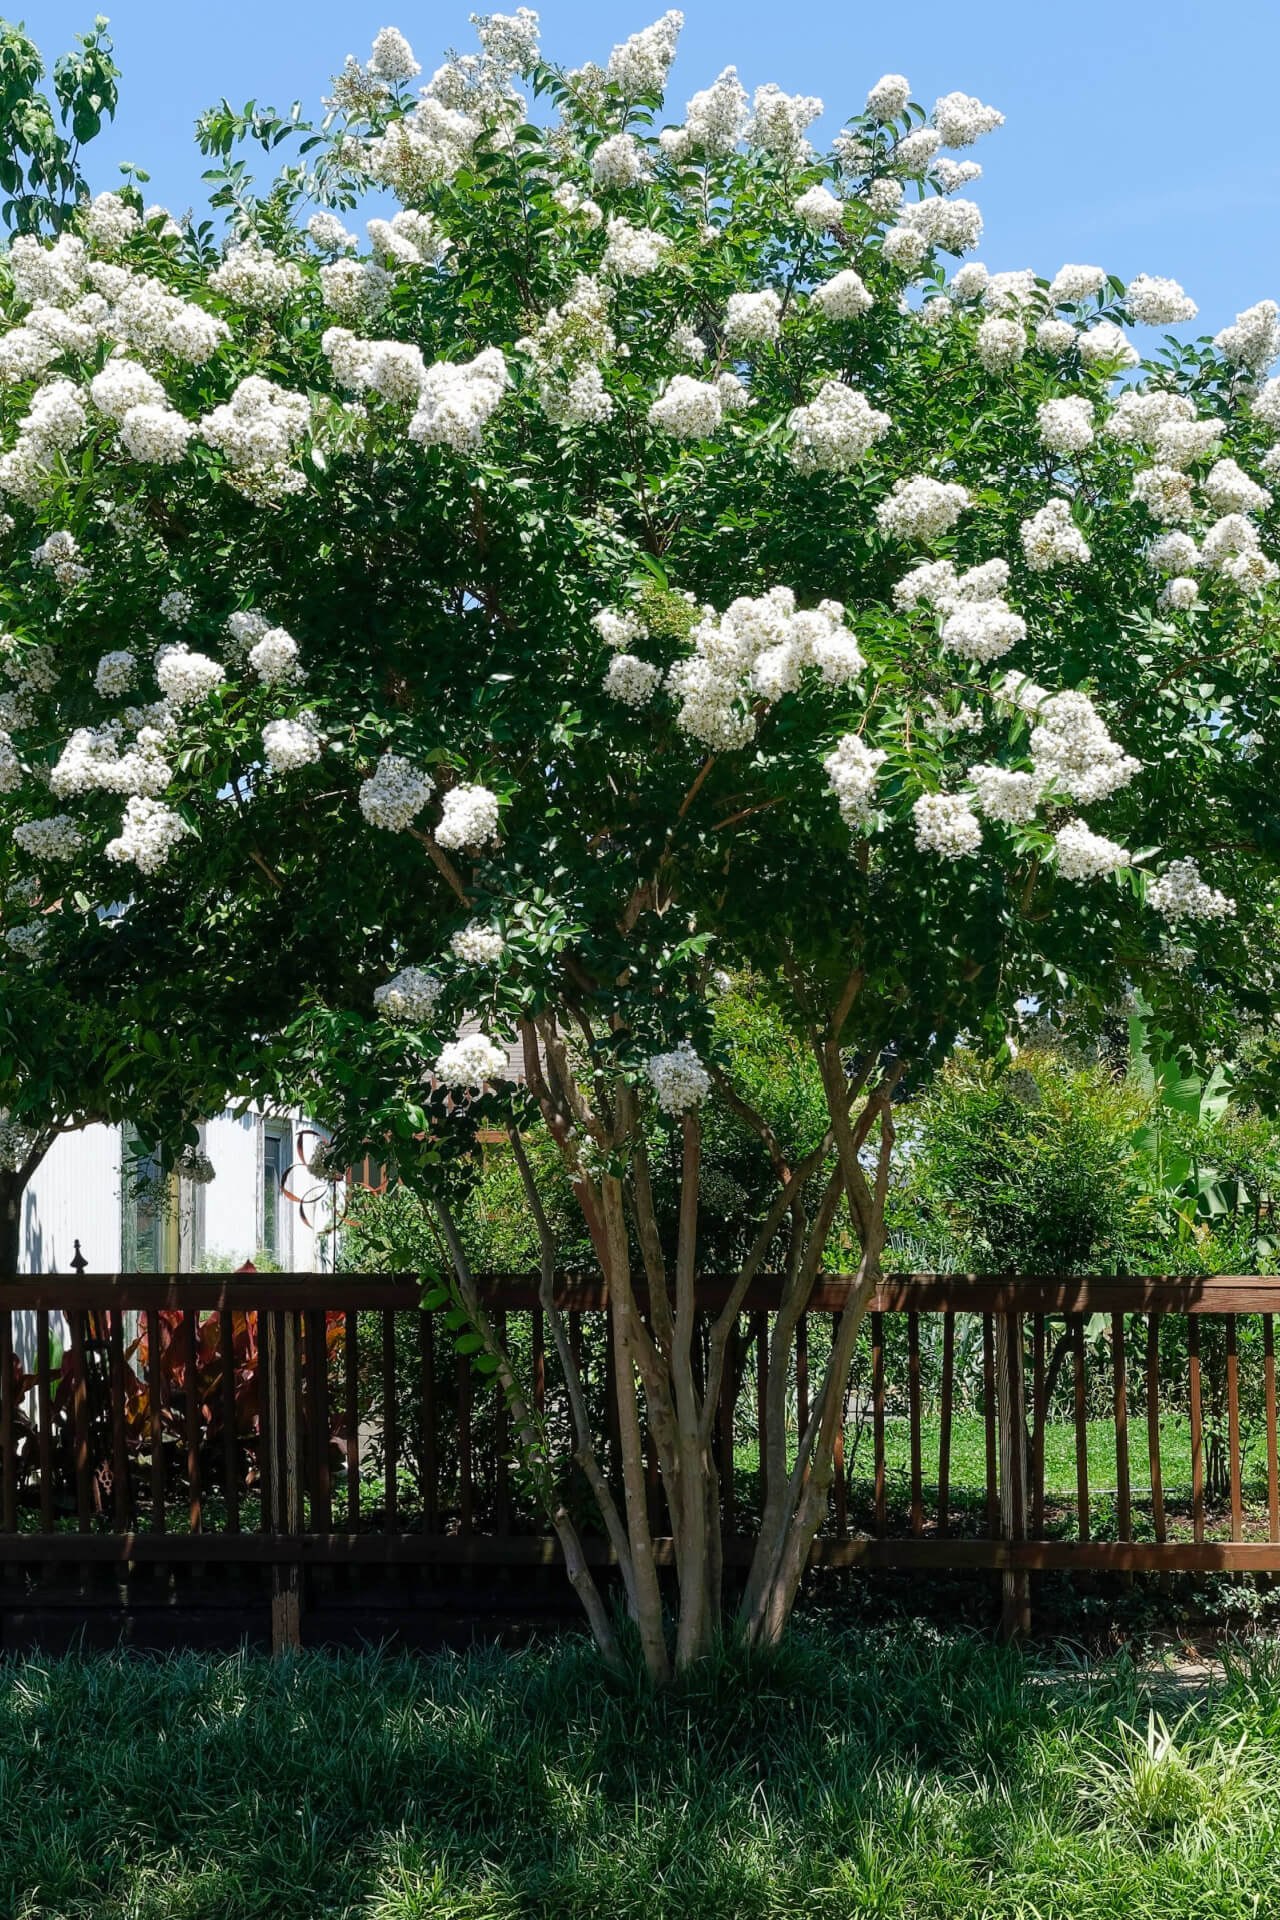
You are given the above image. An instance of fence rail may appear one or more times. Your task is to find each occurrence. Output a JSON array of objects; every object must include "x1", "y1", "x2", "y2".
[{"x1": 3, "y1": 1272, "x2": 1279, "y2": 1648}]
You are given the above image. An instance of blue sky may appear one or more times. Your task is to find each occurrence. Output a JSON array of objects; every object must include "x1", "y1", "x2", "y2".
[{"x1": 28, "y1": 0, "x2": 1280, "y2": 337}]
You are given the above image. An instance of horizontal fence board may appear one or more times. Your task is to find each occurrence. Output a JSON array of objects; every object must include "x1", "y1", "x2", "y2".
[
  {"x1": 3, "y1": 1532, "x2": 1280, "y2": 1573},
  {"x1": 7, "y1": 1273, "x2": 1280, "y2": 1314}
]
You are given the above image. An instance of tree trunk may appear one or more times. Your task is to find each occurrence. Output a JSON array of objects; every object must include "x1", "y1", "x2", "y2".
[{"x1": 1, "y1": 1171, "x2": 24, "y2": 1277}]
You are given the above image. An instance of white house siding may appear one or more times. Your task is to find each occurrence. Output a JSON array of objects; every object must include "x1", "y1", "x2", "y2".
[{"x1": 21, "y1": 1123, "x2": 122, "y2": 1276}]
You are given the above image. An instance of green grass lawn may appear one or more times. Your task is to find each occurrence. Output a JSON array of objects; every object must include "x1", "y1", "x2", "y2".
[{"x1": 1, "y1": 1632, "x2": 1279, "y2": 1919}]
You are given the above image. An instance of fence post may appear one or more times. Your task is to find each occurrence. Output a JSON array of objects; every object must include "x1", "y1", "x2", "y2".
[
  {"x1": 996, "y1": 1311, "x2": 1031, "y2": 1640},
  {"x1": 263, "y1": 1307, "x2": 303, "y2": 1653}
]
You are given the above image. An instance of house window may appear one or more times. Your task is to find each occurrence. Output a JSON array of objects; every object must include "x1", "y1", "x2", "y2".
[
  {"x1": 262, "y1": 1122, "x2": 293, "y2": 1266},
  {"x1": 121, "y1": 1126, "x2": 173, "y2": 1273}
]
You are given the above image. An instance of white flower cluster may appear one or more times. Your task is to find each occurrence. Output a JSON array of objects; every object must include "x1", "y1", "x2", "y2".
[
  {"x1": 518, "y1": 275, "x2": 615, "y2": 426},
  {"x1": 1037, "y1": 396, "x2": 1094, "y2": 454},
  {"x1": 912, "y1": 791, "x2": 983, "y2": 857},
  {"x1": 322, "y1": 329, "x2": 426, "y2": 405},
  {"x1": 359, "y1": 752, "x2": 434, "y2": 831},
  {"x1": 1028, "y1": 690, "x2": 1138, "y2": 802},
  {"x1": 1202, "y1": 458, "x2": 1270, "y2": 516},
  {"x1": 1200, "y1": 512, "x2": 1278, "y2": 589},
  {"x1": 1214, "y1": 300, "x2": 1280, "y2": 375},
  {"x1": 975, "y1": 315, "x2": 1026, "y2": 372},
  {"x1": 967, "y1": 764, "x2": 1040, "y2": 825},
  {"x1": 897, "y1": 195, "x2": 983, "y2": 256},
  {"x1": 4, "y1": 924, "x2": 46, "y2": 960},
  {"x1": 811, "y1": 268, "x2": 872, "y2": 321},
  {"x1": 249, "y1": 627, "x2": 304, "y2": 685},
  {"x1": 14, "y1": 815, "x2": 83, "y2": 862},
  {"x1": 159, "y1": 588, "x2": 193, "y2": 623},
  {"x1": 31, "y1": 525, "x2": 89, "y2": 587},
  {"x1": 51, "y1": 724, "x2": 171, "y2": 799},
  {"x1": 82, "y1": 191, "x2": 142, "y2": 254},
  {"x1": 90, "y1": 356, "x2": 164, "y2": 418},
  {"x1": 647, "y1": 373, "x2": 723, "y2": 438},
  {"x1": 606, "y1": 11, "x2": 683, "y2": 95},
  {"x1": 1053, "y1": 818, "x2": 1129, "y2": 880},
  {"x1": 0, "y1": 729, "x2": 19, "y2": 792},
  {"x1": 199, "y1": 376, "x2": 310, "y2": 497},
  {"x1": 591, "y1": 131, "x2": 649, "y2": 190},
  {"x1": 592, "y1": 607, "x2": 645, "y2": 649},
  {"x1": 0, "y1": 381, "x2": 88, "y2": 505},
  {"x1": 824, "y1": 733, "x2": 887, "y2": 830},
  {"x1": 262, "y1": 717, "x2": 321, "y2": 772},
  {"x1": 1146, "y1": 857, "x2": 1235, "y2": 921},
  {"x1": 374, "y1": 966, "x2": 444, "y2": 1024},
  {"x1": 604, "y1": 653, "x2": 662, "y2": 706},
  {"x1": 366, "y1": 97, "x2": 481, "y2": 198},
  {"x1": 658, "y1": 65, "x2": 750, "y2": 159},
  {"x1": 436, "y1": 783, "x2": 501, "y2": 850},
  {"x1": 746, "y1": 83, "x2": 823, "y2": 161},
  {"x1": 434, "y1": 1032, "x2": 507, "y2": 1089},
  {"x1": 409, "y1": 348, "x2": 510, "y2": 451},
  {"x1": 645, "y1": 1040, "x2": 711, "y2": 1115},
  {"x1": 450, "y1": 921, "x2": 506, "y2": 965},
  {"x1": 119, "y1": 402, "x2": 194, "y2": 464},
  {"x1": 368, "y1": 25, "x2": 421, "y2": 81},
  {"x1": 669, "y1": 589, "x2": 861, "y2": 750},
  {"x1": 155, "y1": 643, "x2": 225, "y2": 708},
  {"x1": 787, "y1": 381, "x2": 891, "y2": 473},
  {"x1": 225, "y1": 610, "x2": 272, "y2": 659},
  {"x1": 866, "y1": 72, "x2": 911, "y2": 120},
  {"x1": 1047, "y1": 263, "x2": 1106, "y2": 306},
  {"x1": 601, "y1": 217, "x2": 668, "y2": 280},
  {"x1": 319, "y1": 257, "x2": 391, "y2": 324},
  {"x1": 793, "y1": 184, "x2": 843, "y2": 232},
  {"x1": 933, "y1": 91, "x2": 1004, "y2": 147},
  {"x1": 1077, "y1": 321, "x2": 1139, "y2": 370},
  {"x1": 208, "y1": 241, "x2": 303, "y2": 312},
  {"x1": 1126, "y1": 274, "x2": 1197, "y2": 325},
  {"x1": 307, "y1": 211, "x2": 357, "y2": 252},
  {"x1": 876, "y1": 475, "x2": 970, "y2": 542},
  {"x1": 104, "y1": 796, "x2": 189, "y2": 874},
  {"x1": 1020, "y1": 499, "x2": 1091, "y2": 571},
  {"x1": 724, "y1": 289, "x2": 781, "y2": 346}
]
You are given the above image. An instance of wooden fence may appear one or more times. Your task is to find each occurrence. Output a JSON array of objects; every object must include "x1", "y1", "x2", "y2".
[{"x1": 2, "y1": 1272, "x2": 1279, "y2": 1648}]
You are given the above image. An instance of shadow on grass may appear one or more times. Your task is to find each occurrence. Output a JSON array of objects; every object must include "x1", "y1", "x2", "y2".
[{"x1": 2, "y1": 1625, "x2": 1280, "y2": 1919}]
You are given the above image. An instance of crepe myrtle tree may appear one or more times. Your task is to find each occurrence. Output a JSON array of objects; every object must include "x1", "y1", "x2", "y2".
[{"x1": 4, "y1": 9, "x2": 1280, "y2": 1672}]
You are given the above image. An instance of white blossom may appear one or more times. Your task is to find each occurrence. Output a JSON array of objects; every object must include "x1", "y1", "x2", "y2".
[
  {"x1": 591, "y1": 132, "x2": 649, "y2": 190},
  {"x1": 976, "y1": 315, "x2": 1026, "y2": 372},
  {"x1": 824, "y1": 732, "x2": 886, "y2": 828},
  {"x1": 368, "y1": 26, "x2": 421, "y2": 82},
  {"x1": 932, "y1": 91, "x2": 1004, "y2": 147},
  {"x1": 930, "y1": 157, "x2": 982, "y2": 193},
  {"x1": 359, "y1": 752, "x2": 434, "y2": 831},
  {"x1": 876, "y1": 475, "x2": 970, "y2": 541},
  {"x1": 249, "y1": 627, "x2": 304, "y2": 685},
  {"x1": 1036, "y1": 318, "x2": 1078, "y2": 355},
  {"x1": 645, "y1": 1040, "x2": 711, "y2": 1114},
  {"x1": 605, "y1": 12, "x2": 682, "y2": 96},
  {"x1": 1047, "y1": 264, "x2": 1106, "y2": 306},
  {"x1": 1158, "y1": 576, "x2": 1200, "y2": 611},
  {"x1": 436, "y1": 783, "x2": 501, "y2": 850},
  {"x1": 899, "y1": 195, "x2": 983, "y2": 254},
  {"x1": 1213, "y1": 300, "x2": 1280, "y2": 375},
  {"x1": 647, "y1": 374, "x2": 723, "y2": 438},
  {"x1": 604, "y1": 653, "x2": 662, "y2": 705},
  {"x1": 0, "y1": 730, "x2": 19, "y2": 792},
  {"x1": 1131, "y1": 464, "x2": 1195, "y2": 523},
  {"x1": 1030, "y1": 691, "x2": 1138, "y2": 802},
  {"x1": 940, "y1": 598, "x2": 1026, "y2": 663},
  {"x1": 893, "y1": 128, "x2": 942, "y2": 174},
  {"x1": 881, "y1": 226, "x2": 929, "y2": 271},
  {"x1": 746, "y1": 84, "x2": 823, "y2": 162},
  {"x1": 866, "y1": 73, "x2": 911, "y2": 121},
  {"x1": 967, "y1": 765, "x2": 1040, "y2": 825},
  {"x1": 682, "y1": 67, "x2": 750, "y2": 155},
  {"x1": 1077, "y1": 321, "x2": 1139, "y2": 369},
  {"x1": 409, "y1": 348, "x2": 509, "y2": 451},
  {"x1": 307, "y1": 211, "x2": 357, "y2": 252},
  {"x1": 949, "y1": 262, "x2": 990, "y2": 302},
  {"x1": 319, "y1": 257, "x2": 391, "y2": 324},
  {"x1": 1054, "y1": 818, "x2": 1129, "y2": 880},
  {"x1": 724, "y1": 289, "x2": 781, "y2": 346},
  {"x1": 83, "y1": 192, "x2": 141, "y2": 253},
  {"x1": 104, "y1": 795, "x2": 189, "y2": 873},
  {"x1": 913, "y1": 791, "x2": 982, "y2": 857},
  {"x1": 50, "y1": 724, "x2": 171, "y2": 799},
  {"x1": 1126, "y1": 273, "x2": 1197, "y2": 325},
  {"x1": 450, "y1": 921, "x2": 506, "y2": 965},
  {"x1": 90, "y1": 357, "x2": 165, "y2": 420},
  {"x1": 1201, "y1": 458, "x2": 1271, "y2": 516},
  {"x1": 155, "y1": 643, "x2": 224, "y2": 708},
  {"x1": 787, "y1": 381, "x2": 891, "y2": 472},
  {"x1": 600, "y1": 217, "x2": 668, "y2": 281},
  {"x1": 199, "y1": 375, "x2": 310, "y2": 496},
  {"x1": 434, "y1": 1032, "x2": 508, "y2": 1088},
  {"x1": 812, "y1": 269, "x2": 872, "y2": 320},
  {"x1": 593, "y1": 607, "x2": 644, "y2": 649},
  {"x1": 31, "y1": 525, "x2": 89, "y2": 586},
  {"x1": 375, "y1": 966, "x2": 444, "y2": 1023},
  {"x1": 159, "y1": 588, "x2": 193, "y2": 624},
  {"x1": 1020, "y1": 498, "x2": 1091, "y2": 570},
  {"x1": 793, "y1": 184, "x2": 843, "y2": 231},
  {"x1": 118, "y1": 403, "x2": 194, "y2": 464},
  {"x1": 208, "y1": 241, "x2": 302, "y2": 312},
  {"x1": 1147, "y1": 531, "x2": 1200, "y2": 574},
  {"x1": 4, "y1": 924, "x2": 46, "y2": 960},
  {"x1": 1037, "y1": 396, "x2": 1094, "y2": 453},
  {"x1": 262, "y1": 717, "x2": 321, "y2": 772},
  {"x1": 14, "y1": 814, "x2": 83, "y2": 861},
  {"x1": 1147, "y1": 857, "x2": 1235, "y2": 921}
]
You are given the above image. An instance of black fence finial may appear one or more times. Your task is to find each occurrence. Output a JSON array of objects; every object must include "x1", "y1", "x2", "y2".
[{"x1": 70, "y1": 1239, "x2": 88, "y2": 1274}]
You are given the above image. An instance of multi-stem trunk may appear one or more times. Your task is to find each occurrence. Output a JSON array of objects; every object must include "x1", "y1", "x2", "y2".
[{"x1": 0, "y1": 1172, "x2": 21, "y2": 1277}]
